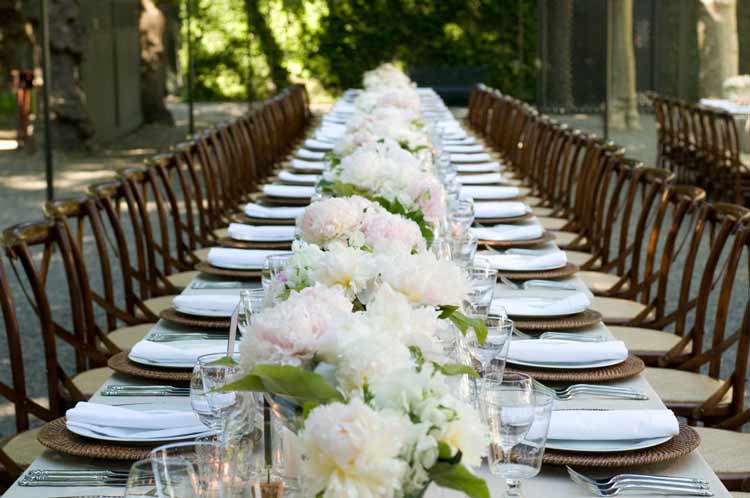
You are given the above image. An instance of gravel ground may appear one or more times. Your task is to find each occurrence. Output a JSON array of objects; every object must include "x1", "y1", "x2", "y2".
[{"x1": 0, "y1": 106, "x2": 746, "y2": 438}]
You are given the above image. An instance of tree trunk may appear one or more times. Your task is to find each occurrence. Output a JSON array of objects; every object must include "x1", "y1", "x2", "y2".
[
  {"x1": 608, "y1": 0, "x2": 640, "y2": 130},
  {"x1": 547, "y1": 0, "x2": 574, "y2": 110},
  {"x1": 0, "y1": 0, "x2": 34, "y2": 89},
  {"x1": 139, "y1": 0, "x2": 174, "y2": 125},
  {"x1": 698, "y1": 0, "x2": 739, "y2": 98},
  {"x1": 244, "y1": 0, "x2": 288, "y2": 93},
  {"x1": 25, "y1": 0, "x2": 95, "y2": 150}
]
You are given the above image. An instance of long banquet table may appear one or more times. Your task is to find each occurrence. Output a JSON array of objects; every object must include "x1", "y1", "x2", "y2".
[{"x1": 2, "y1": 93, "x2": 732, "y2": 498}]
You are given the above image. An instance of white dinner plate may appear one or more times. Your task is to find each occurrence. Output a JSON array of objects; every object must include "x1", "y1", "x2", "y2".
[
  {"x1": 546, "y1": 435, "x2": 672, "y2": 453},
  {"x1": 67, "y1": 423, "x2": 212, "y2": 443},
  {"x1": 489, "y1": 258, "x2": 567, "y2": 271},
  {"x1": 494, "y1": 296, "x2": 588, "y2": 317},
  {"x1": 127, "y1": 353, "x2": 196, "y2": 369},
  {"x1": 173, "y1": 306, "x2": 234, "y2": 318},
  {"x1": 506, "y1": 356, "x2": 625, "y2": 370}
]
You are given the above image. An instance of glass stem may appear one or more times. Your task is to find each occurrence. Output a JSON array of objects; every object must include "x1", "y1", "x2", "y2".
[{"x1": 504, "y1": 479, "x2": 523, "y2": 498}]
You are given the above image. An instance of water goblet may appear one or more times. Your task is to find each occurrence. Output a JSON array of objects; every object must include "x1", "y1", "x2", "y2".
[
  {"x1": 239, "y1": 288, "x2": 266, "y2": 334},
  {"x1": 151, "y1": 441, "x2": 224, "y2": 498},
  {"x1": 191, "y1": 364, "x2": 220, "y2": 432},
  {"x1": 464, "y1": 314, "x2": 513, "y2": 376},
  {"x1": 430, "y1": 237, "x2": 453, "y2": 261},
  {"x1": 448, "y1": 198, "x2": 475, "y2": 237},
  {"x1": 464, "y1": 258, "x2": 497, "y2": 318},
  {"x1": 261, "y1": 255, "x2": 291, "y2": 291},
  {"x1": 448, "y1": 231, "x2": 478, "y2": 270},
  {"x1": 199, "y1": 352, "x2": 243, "y2": 436},
  {"x1": 125, "y1": 459, "x2": 158, "y2": 498}
]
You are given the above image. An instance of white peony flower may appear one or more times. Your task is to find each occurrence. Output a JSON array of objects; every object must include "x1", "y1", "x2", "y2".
[
  {"x1": 309, "y1": 242, "x2": 379, "y2": 300},
  {"x1": 300, "y1": 398, "x2": 409, "y2": 498},
  {"x1": 296, "y1": 196, "x2": 373, "y2": 247}
]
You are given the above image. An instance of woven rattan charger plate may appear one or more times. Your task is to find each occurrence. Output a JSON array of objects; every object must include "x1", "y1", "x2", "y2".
[
  {"x1": 496, "y1": 262, "x2": 579, "y2": 281},
  {"x1": 159, "y1": 307, "x2": 230, "y2": 329},
  {"x1": 543, "y1": 424, "x2": 700, "y2": 467},
  {"x1": 231, "y1": 213, "x2": 297, "y2": 226},
  {"x1": 475, "y1": 212, "x2": 534, "y2": 225},
  {"x1": 511, "y1": 309, "x2": 602, "y2": 331},
  {"x1": 195, "y1": 261, "x2": 262, "y2": 280},
  {"x1": 108, "y1": 352, "x2": 192, "y2": 382},
  {"x1": 38, "y1": 418, "x2": 153, "y2": 461},
  {"x1": 507, "y1": 354, "x2": 645, "y2": 383},
  {"x1": 255, "y1": 195, "x2": 310, "y2": 206},
  {"x1": 217, "y1": 237, "x2": 292, "y2": 250},
  {"x1": 480, "y1": 231, "x2": 555, "y2": 249}
]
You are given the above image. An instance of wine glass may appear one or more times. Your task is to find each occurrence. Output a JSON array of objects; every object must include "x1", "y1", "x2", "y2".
[
  {"x1": 481, "y1": 374, "x2": 553, "y2": 498},
  {"x1": 151, "y1": 441, "x2": 224, "y2": 498},
  {"x1": 125, "y1": 459, "x2": 157, "y2": 498},
  {"x1": 191, "y1": 364, "x2": 219, "y2": 431},
  {"x1": 198, "y1": 352, "x2": 243, "y2": 435},
  {"x1": 464, "y1": 314, "x2": 513, "y2": 376}
]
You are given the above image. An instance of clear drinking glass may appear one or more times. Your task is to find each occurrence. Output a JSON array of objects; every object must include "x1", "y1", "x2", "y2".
[
  {"x1": 430, "y1": 238, "x2": 453, "y2": 261},
  {"x1": 464, "y1": 258, "x2": 497, "y2": 319},
  {"x1": 191, "y1": 363, "x2": 220, "y2": 431},
  {"x1": 448, "y1": 198, "x2": 475, "y2": 237},
  {"x1": 464, "y1": 314, "x2": 513, "y2": 376},
  {"x1": 151, "y1": 441, "x2": 224, "y2": 498},
  {"x1": 239, "y1": 288, "x2": 266, "y2": 335},
  {"x1": 199, "y1": 352, "x2": 243, "y2": 434},
  {"x1": 261, "y1": 254, "x2": 291, "y2": 291},
  {"x1": 449, "y1": 231, "x2": 478, "y2": 269},
  {"x1": 481, "y1": 374, "x2": 553, "y2": 498},
  {"x1": 125, "y1": 459, "x2": 158, "y2": 498}
]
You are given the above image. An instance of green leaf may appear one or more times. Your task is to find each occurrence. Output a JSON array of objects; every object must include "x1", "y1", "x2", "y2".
[
  {"x1": 437, "y1": 441, "x2": 454, "y2": 460},
  {"x1": 434, "y1": 362, "x2": 480, "y2": 379},
  {"x1": 437, "y1": 306, "x2": 488, "y2": 345},
  {"x1": 437, "y1": 305, "x2": 459, "y2": 320},
  {"x1": 218, "y1": 373, "x2": 265, "y2": 392},
  {"x1": 207, "y1": 355, "x2": 239, "y2": 367},
  {"x1": 409, "y1": 345, "x2": 425, "y2": 370},
  {"x1": 429, "y1": 463, "x2": 490, "y2": 498},
  {"x1": 251, "y1": 364, "x2": 344, "y2": 404}
]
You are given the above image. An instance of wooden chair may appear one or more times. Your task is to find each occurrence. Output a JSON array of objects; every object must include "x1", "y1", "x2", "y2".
[{"x1": 0, "y1": 255, "x2": 55, "y2": 485}]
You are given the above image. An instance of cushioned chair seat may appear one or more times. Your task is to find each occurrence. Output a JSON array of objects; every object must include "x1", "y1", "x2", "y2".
[
  {"x1": 108, "y1": 323, "x2": 154, "y2": 351},
  {"x1": 577, "y1": 270, "x2": 625, "y2": 294},
  {"x1": 536, "y1": 216, "x2": 569, "y2": 231},
  {"x1": 589, "y1": 296, "x2": 654, "y2": 325},
  {"x1": 530, "y1": 206, "x2": 554, "y2": 217},
  {"x1": 71, "y1": 367, "x2": 113, "y2": 398},
  {"x1": 517, "y1": 187, "x2": 531, "y2": 198},
  {"x1": 166, "y1": 270, "x2": 201, "y2": 290},
  {"x1": 565, "y1": 252, "x2": 600, "y2": 269},
  {"x1": 553, "y1": 231, "x2": 586, "y2": 248},
  {"x1": 608, "y1": 325, "x2": 688, "y2": 354},
  {"x1": 193, "y1": 247, "x2": 211, "y2": 262},
  {"x1": 212, "y1": 228, "x2": 229, "y2": 239},
  {"x1": 644, "y1": 368, "x2": 732, "y2": 407},
  {"x1": 524, "y1": 195, "x2": 544, "y2": 206},
  {"x1": 141, "y1": 295, "x2": 178, "y2": 318},
  {"x1": 2, "y1": 427, "x2": 45, "y2": 468},
  {"x1": 695, "y1": 426, "x2": 750, "y2": 476},
  {"x1": 731, "y1": 493, "x2": 750, "y2": 498}
]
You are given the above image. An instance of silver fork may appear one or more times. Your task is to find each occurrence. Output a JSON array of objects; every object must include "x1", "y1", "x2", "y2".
[
  {"x1": 148, "y1": 332, "x2": 227, "y2": 342},
  {"x1": 535, "y1": 380, "x2": 648, "y2": 400},
  {"x1": 513, "y1": 327, "x2": 604, "y2": 343},
  {"x1": 190, "y1": 281, "x2": 248, "y2": 290},
  {"x1": 567, "y1": 467, "x2": 713, "y2": 496},
  {"x1": 101, "y1": 385, "x2": 190, "y2": 396},
  {"x1": 566, "y1": 467, "x2": 708, "y2": 488}
]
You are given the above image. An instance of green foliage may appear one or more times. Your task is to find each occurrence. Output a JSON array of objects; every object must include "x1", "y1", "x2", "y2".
[
  {"x1": 182, "y1": 0, "x2": 536, "y2": 102},
  {"x1": 437, "y1": 305, "x2": 487, "y2": 344}
]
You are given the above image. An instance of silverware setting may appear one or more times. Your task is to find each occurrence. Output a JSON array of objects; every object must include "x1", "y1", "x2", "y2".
[
  {"x1": 567, "y1": 467, "x2": 713, "y2": 496},
  {"x1": 513, "y1": 327, "x2": 605, "y2": 343},
  {"x1": 20, "y1": 469, "x2": 130, "y2": 487},
  {"x1": 101, "y1": 385, "x2": 190, "y2": 396},
  {"x1": 190, "y1": 280, "x2": 250, "y2": 290},
  {"x1": 148, "y1": 332, "x2": 228, "y2": 342},
  {"x1": 535, "y1": 380, "x2": 648, "y2": 401}
]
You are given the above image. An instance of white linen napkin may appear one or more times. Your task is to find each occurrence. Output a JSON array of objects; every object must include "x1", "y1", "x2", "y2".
[
  {"x1": 173, "y1": 294, "x2": 241, "y2": 317},
  {"x1": 474, "y1": 201, "x2": 530, "y2": 219},
  {"x1": 491, "y1": 292, "x2": 591, "y2": 316},
  {"x1": 290, "y1": 159, "x2": 326, "y2": 172},
  {"x1": 295, "y1": 149, "x2": 325, "y2": 161},
  {"x1": 262, "y1": 184, "x2": 315, "y2": 198},
  {"x1": 457, "y1": 173, "x2": 505, "y2": 185},
  {"x1": 129, "y1": 341, "x2": 231, "y2": 365},
  {"x1": 278, "y1": 170, "x2": 320, "y2": 184},
  {"x1": 303, "y1": 138, "x2": 334, "y2": 151},
  {"x1": 66, "y1": 402, "x2": 206, "y2": 440},
  {"x1": 227, "y1": 223, "x2": 296, "y2": 242},
  {"x1": 244, "y1": 203, "x2": 305, "y2": 219},
  {"x1": 461, "y1": 186, "x2": 520, "y2": 200},
  {"x1": 444, "y1": 130, "x2": 468, "y2": 140},
  {"x1": 484, "y1": 249, "x2": 567, "y2": 271},
  {"x1": 508, "y1": 340, "x2": 628, "y2": 365},
  {"x1": 472, "y1": 223, "x2": 544, "y2": 241},
  {"x1": 451, "y1": 152, "x2": 492, "y2": 163},
  {"x1": 444, "y1": 137, "x2": 476, "y2": 145},
  {"x1": 548, "y1": 409, "x2": 679, "y2": 441},
  {"x1": 444, "y1": 144, "x2": 485, "y2": 154},
  {"x1": 207, "y1": 247, "x2": 290, "y2": 269},
  {"x1": 456, "y1": 162, "x2": 500, "y2": 173}
]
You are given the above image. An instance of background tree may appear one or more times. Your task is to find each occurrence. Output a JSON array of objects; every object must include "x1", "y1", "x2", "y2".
[
  {"x1": 546, "y1": 0, "x2": 573, "y2": 110},
  {"x1": 140, "y1": 0, "x2": 175, "y2": 125},
  {"x1": 698, "y1": 0, "x2": 739, "y2": 98},
  {"x1": 608, "y1": 0, "x2": 639, "y2": 130}
]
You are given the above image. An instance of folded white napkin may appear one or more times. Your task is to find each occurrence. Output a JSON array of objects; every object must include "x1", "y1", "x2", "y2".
[
  {"x1": 295, "y1": 149, "x2": 325, "y2": 161},
  {"x1": 451, "y1": 152, "x2": 492, "y2": 163},
  {"x1": 457, "y1": 173, "x2": 505, "y2": 185},
  {"x1": 472, "y1": 223, "x2": 544, "y2": 241},
  {"x1": 474, "y1": 201, "x2": 530, "y2": 219},
  {"x1": 244, "y1": 203, "x2": 305, "y2": 219},
  {"x1": 322, "y1": 115, "x2": 347, "y2": 125},
  {"x1": 66, "y1": 402, "x2": 206, "y2": 439},
  {"x1": 173, "y1": 294, "x2": 241, "y2": 317},
  {"x1": 508, "y1": 340, "x2": 627, "y2": 365},
  {"x1": 290, "y1": 159, "x2": 326, "y2": 172},
  {"x1": 456, "y1": 162, "x2": 500, "y2": 173},
  {"x1": 484, "y1": 249, "x2": 567, "y2": 271},
  {"x1": 304, "y1": 138, "x2": 334, "y2": 151},
  {"x1": 444, "y1": 130, "x2": 468, "y2": 140},
  {"x1": 262, "y1": 184, "x2": 315, "y2": 198},
  {"x1": 491, "y1": 292, "x2": 591, "y2": 317},
  {"x1": 444, "y1": 137, "x2": 476, "y2": 146},
  {"x1": 278, "y1": 170, "x2": 320, "y2": 185},
  {"x1": 227, "y1": 223, "x2": 296, "y2": 242},
  {"x1": 129, "y1": 341, "x2": 231, "y2": 365},
  {"x1": 445, "y1": 144, "x2": 485, "y2": 154},
  {"x1": 461, "y1": 186, "x2": 520, "y2": 200},
  {"x1": 207, "y1": 247, "x2": 290, "y2": 269},
  {"x1": 548, "y1": 409, "x2": 679, "y2": 441}
]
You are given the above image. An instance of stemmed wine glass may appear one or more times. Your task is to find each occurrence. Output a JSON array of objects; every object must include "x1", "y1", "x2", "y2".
[
  {"x1": 464, "y1": 314, "x2": 513, "y2": 376},
  {"x1": 481, "y1": 373, "x2": 554, "y2": 498},
  {"x1": 198, "y1": 352, "x2": 243, "y2": 436}
]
